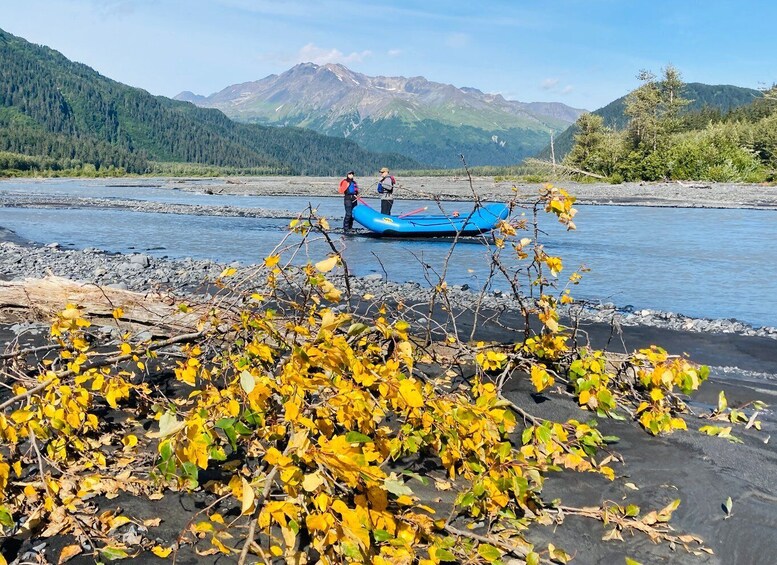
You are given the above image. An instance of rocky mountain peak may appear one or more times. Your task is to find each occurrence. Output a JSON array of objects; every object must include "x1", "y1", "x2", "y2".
[{"x1": 175, "y1": 63, "x2": 587, "y2": 167}]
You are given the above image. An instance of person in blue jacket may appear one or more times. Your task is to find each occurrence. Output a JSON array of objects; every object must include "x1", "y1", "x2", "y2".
[{"x1": 339, "y1": 171, "x2": 359, "y2": 232}]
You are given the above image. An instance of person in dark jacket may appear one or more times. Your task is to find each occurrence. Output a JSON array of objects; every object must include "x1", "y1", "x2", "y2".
[
  {"x1": 377, "y1": 167, "x2": 396, "y2": 215},
  {"x1": 339, "y1": 171, "x2": 359, "y2": 232}
]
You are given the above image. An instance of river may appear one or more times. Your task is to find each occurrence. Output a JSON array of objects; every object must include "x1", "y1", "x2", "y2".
[{"x1": 1, "y1": 179, "x2": 776, "y2": 328}]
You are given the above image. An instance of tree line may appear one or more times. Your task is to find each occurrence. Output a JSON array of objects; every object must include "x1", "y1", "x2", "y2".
[{"x1": 565, "y1": 66, "x2": 777, "y2": 182}]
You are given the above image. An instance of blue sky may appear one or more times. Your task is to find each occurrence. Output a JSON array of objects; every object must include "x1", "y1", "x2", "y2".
[{"x1": 3, "y1": 0, "x2": 775, "y2": 110}]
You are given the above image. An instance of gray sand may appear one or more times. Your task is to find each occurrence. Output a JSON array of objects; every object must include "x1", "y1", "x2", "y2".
[{"x1": 170, "y1": 176, "x2": 777, "y2": 209}]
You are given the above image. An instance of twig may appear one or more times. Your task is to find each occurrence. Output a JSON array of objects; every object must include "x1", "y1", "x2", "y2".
[
  {"x1": 444, "y1": 524, "x2": 531, "y2": 559},
  {"x1": 172, "y1": 493, "x2": 232, "y2": 565}
]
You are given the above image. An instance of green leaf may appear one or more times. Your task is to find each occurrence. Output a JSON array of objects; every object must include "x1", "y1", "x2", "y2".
[
  {"x1": 0, "y1": 505, "x2": 13, "y2": 527},
  {"x1": 402, "y1": 470, "x2": 429, "y2": 486},
  {"x1": 477, "y1": 543, "x2": 502, "y2": 561},
  {"x1": 215, "y1": 418, "x2": 236, "y2": 429},
  {"x1": 347, "y1": 323, "x2": 369, "y2": 336},
  {"x1": 345, "y1": 431, "x2": 373, "y2": 444},
  {"x1": 234, "y1": 421, "x2": 253, "y2": 435},
  {"x1": 435, "y1": 548, "x2": 457, "y2": 562},
  {"x1": 384, "y1": 475, "x2": 413, "y2": 497},
  {"x1": 342, "y1": 542, "x2": 361, "y2": 559},
  {"x1": 459, "y1": 492, "x2": 476, "y2": 507},
  {"x1": 625, "y1": 558, "x2": 643, "y2": 565},
  {"x1": 242, "y1": 410, "x2": 262, "y2": 426},
  {"x1": 526, "y1": 552, "x2": 540, "y2": 565},
  {"x1": 536, "y1": 424, "x2": 552, "y2": 445},
  {"x1": 100, "y1": 547, "x2": 130, "y2": 561},
  {"x1": 373, "y1": 529, "x2": 392, "y2": 542}
]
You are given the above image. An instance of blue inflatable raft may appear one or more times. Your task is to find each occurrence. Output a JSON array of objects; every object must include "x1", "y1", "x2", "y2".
[{"x1": 352, "y1": 202, "x2": 509, "y2": 237}]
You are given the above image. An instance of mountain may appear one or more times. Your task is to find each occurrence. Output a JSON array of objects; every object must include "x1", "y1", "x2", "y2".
[
  {"x1": 538, "y1": 83, "x2": 763, "y2": 161},
  {"x1": 176, "y1": 63, "x2": 587, "y2": 168},
  {"x1": 0, "y1": 28, "x2": 419, "y2": 175}
]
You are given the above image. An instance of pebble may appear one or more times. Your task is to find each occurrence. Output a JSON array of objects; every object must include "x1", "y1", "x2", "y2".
[{"x1": 0, "y1": 239, "x2": 775, "y2": 340}]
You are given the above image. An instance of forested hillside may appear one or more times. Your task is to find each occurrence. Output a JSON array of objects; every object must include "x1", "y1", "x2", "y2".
[
  {"x1": 540, "y1": 82, "x2": 762, "y2": 161},
  {"x1": 0, "y1": 28, "x2": 419, "y2": 175}
]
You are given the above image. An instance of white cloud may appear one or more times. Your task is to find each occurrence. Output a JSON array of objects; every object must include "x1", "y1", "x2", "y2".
[
  {"x1": 562, "y1": 85, "x2": 574, "y2": 94},
  {"x1": 387, "y1": 49, "x2": 402, "y2": 57},
  {"x1": 296, "y1": 43, "x2": 372, "y2": 65},
  {"x1": 541, "y1": 78, "x2": 559, "y2": 90}
]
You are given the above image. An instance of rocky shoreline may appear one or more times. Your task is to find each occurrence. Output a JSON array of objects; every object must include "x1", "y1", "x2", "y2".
[
  {"x1": 2, "y1": 237, "x2": 775, "y2": 341},
  {"x1": 2, "y1": 176, "x2": 777, "y2": 339}
]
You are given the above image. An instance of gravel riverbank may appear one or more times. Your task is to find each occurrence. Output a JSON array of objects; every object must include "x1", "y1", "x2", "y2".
[
  {"x1": 168, "y1": 176, "x2": 777, "y2": 209},
  {"x1": 4, "y1": 176, "x2": 777, "y2": 210},
  {"x1": 1, "y1": 239, "x2": 775, "y2": 341}
]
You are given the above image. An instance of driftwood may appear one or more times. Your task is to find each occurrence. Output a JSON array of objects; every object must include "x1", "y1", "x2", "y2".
[
  {"x1": 523, "y1": 158, "x2": 608, "y2": 179},
  {"x1": 0, "y1": 276, "x2": 206, "y2": 335}
]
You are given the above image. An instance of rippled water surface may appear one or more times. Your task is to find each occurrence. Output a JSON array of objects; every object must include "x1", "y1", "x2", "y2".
[{"x1": 2, "y1": 180, "x2": 776, "y2": 328}]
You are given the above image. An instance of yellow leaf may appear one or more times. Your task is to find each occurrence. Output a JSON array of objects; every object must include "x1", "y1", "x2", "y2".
[
  {"x1": 270, "y1": 546, "x2": 283, "y2": 557},
  {"x1": 650, "y1": 388, "x2": 664, "y2": 402},
  {"x1": 58, "y1": 544, "x2": 83, "y2": 564},
  {"x1": 398, "y1": 379, "x2": 424, "y2": 408},
  {"x1": 151, "y1": 546, "x2": 173, "y2": 558},
  {"x1": 122, "y1": 434, "x2": 138, "y2": 450},
  {"x1": 302, "y1": 472, "x2": 325, "y2": 492},
  {"x1": 315, "y1": 256, "x2": 338, "y2": 273},
  {"x1": 211, "y1": 537, "x2": 232, "y2": 555},
  {"x1": 120, "y1": 343, "x2": 132, "y2": 356},
  {"x1": 109, "y1": 515, "x2": 132, "y2": 530},
  {"x1": 219, "y1": 267, "x2": 237, "y2": 278},
  {"x1": 241, "y1": 478, "x2": 255, "y2": 515},
  {"x1": 239, "y1": 370, "x2": 256, "y2": 394},
  {"x1": 112, "y1": 307, "x2": 124, "y2": 319},
  {"x1": 264, "y1": 255, "x2": 280, "y2": 268}
]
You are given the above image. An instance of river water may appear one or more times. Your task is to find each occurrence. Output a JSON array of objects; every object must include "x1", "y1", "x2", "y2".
[{"x1": 1, "y1": 179, "x2": 776, "y2": 329}]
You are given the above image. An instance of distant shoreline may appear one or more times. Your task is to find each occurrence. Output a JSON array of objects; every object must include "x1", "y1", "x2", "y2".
[{"x1": 4, "y1": 176, "x2": 777, "y2": 210}]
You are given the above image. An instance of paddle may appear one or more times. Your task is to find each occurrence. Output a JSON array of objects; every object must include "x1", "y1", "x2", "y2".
[{"x1": 397, "y1": 206, "x2": 428, "y2": 219}]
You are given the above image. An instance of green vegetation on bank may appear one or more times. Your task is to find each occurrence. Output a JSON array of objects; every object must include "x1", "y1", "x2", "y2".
[
  {"x1": 563, "y1": 67, "x2": 777, "y2": 182},
  {"x1": 540, "y1": 82, "x2": 763, "y2": 162},
  {"x1": 0, "y1": 28, "x2": 420, "y2": 177}
]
